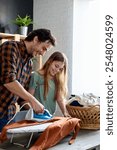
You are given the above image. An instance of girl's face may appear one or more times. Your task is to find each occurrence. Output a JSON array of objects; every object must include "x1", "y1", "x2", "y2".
[{"x1": 48, "y1": 61, "x2": 64, "y2": 77}]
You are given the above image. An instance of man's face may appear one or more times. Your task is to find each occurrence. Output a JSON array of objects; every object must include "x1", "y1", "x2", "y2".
[{"x1": 32, "y1": 39, "x2": 53, "y2": 57}]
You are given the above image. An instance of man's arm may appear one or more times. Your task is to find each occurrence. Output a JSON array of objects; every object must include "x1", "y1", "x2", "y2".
[{"x1": 4, "y1": 80, "x2": 44, "y2": 113}]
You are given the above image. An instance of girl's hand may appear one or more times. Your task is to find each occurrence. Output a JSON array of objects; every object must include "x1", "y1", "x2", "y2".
[{"x1": 63, "y1": 112, "x2": 71, "y2": 117}]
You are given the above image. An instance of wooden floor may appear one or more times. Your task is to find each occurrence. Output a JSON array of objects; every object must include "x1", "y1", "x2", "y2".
[{"x1": 0, "y1": 129, "x2": 100, "y2": 150}]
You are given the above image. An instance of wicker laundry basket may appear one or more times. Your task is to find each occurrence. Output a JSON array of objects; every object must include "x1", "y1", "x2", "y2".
[{"x1": 66, "y1": 103, "x2": 100, "y2": 130}]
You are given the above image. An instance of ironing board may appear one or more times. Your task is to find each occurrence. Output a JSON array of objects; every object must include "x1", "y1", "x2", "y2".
[{"x1": 6, "y1": 111, "x2": 53, "y2": 148}]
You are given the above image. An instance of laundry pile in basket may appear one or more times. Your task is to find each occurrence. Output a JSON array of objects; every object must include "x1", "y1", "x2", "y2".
[
  {"x1": 69, "y1": 93, "x2": 100, "y2": 107},
  {"x1": 66, "y1": 93, "x2": 100, "y2": 130}
]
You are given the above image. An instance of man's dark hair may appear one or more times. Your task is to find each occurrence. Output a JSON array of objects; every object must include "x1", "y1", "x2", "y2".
[{"x1": 25, "y1": 28, "x2": 56, "y2": 46}]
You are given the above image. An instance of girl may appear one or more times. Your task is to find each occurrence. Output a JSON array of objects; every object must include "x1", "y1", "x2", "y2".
[{"x1": 28, "y1": 51, "x2": 69, "y2": 117}]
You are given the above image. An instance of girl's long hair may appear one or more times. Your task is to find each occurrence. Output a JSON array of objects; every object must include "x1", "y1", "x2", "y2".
[{"x1": 39, "y1": 51, "x2": 68, "y2": 100}]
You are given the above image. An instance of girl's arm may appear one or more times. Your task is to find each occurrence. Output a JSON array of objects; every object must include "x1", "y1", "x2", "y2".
[{"x1": 56, "y1": 95, "x2": 70, "y2": 117}]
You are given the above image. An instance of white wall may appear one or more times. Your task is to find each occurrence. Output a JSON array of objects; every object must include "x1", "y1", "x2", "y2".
[{"x1": 72, "y1": 0, "x2": 100, "y2": 96}]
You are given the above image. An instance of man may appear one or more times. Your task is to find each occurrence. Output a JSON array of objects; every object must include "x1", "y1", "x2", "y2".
[{"x1": 0, "y1": 28, "x2": 56, "y2": 131}]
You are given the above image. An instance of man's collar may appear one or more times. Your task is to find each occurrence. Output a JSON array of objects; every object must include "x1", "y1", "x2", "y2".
[{"x1": 20, "y1": 40, "x2": 32, "y2": 59}]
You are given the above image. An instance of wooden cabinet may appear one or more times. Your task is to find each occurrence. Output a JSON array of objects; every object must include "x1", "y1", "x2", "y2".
[{"x1": 0, "y1": 33, "x2": 42, "y2": 69}]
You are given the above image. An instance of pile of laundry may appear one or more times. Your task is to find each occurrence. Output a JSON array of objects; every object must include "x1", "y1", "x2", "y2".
[{"x1": 69, "y1": 93, "x2": 100, "y2": 107}]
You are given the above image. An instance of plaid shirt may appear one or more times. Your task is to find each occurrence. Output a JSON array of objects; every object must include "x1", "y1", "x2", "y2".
[{"x1": 0, "y1": 40, "x2": 32, "y2": 120}]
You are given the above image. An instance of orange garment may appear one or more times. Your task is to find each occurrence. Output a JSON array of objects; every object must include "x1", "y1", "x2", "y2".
[
  {"x1": 0, "y1": 117, "x2": 61, "y2": 143},
  {"x1": 0, "y1": 120, "x2": 40, "y2": 143},
  {"x1": 30, "y1": 117, "x2": 80, "y2": 150},
  {"x1": 0, "y1": 117, "x2": 80, "y2": 149}
]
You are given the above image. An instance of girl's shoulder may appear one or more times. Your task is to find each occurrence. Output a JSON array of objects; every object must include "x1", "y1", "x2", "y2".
[{"x1": 31, "y1": 71, "x2": 44, "y2": 80}]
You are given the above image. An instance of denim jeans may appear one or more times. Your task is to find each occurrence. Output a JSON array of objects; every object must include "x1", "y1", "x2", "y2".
[{"x1": 0, "y1": 113, "x2": 8, "y2": 132}]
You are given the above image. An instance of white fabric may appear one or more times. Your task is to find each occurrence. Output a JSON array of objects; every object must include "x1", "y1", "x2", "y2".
[{"x1": 7, "y1": 122, "x2": 53, "y2": 134}]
